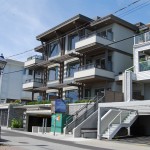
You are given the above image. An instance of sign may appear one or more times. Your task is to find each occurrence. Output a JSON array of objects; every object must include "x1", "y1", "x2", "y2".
[{"x1": 55, "y1": 99, "x2": 67, "y2": 113}]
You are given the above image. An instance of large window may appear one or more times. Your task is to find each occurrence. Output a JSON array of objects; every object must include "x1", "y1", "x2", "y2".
[
  {"x1": 49, "y1": 41, "x2": 60, "y2": 58},
  {"x1": 66, "y1": 62, "x2": 79, "y2": 77},
  {"x1": 100, "y1": 28, "x2": 113, "y2": 41},
  {"x1": 84, "y1": 89, "x2": 91, "y2": 99},
  {"x1": 48, "y1": 67, "x2": 58, "y2": 81},
  {"x1": 68, "y1": 34, "x2": 79, "y2": 50},
  {"x1": 65, "y1": 90, "x2": 78, "y2": 103}
]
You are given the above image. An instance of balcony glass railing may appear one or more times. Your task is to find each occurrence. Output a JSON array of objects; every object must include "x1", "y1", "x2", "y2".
[
  {"x1": 139, "y1": 60, "x2": 150, "y2": 72},
  {"x1": 78, "y1": 63, "x2": 112, "y2": 71},
  {"x1": 134, "y1": 31, "x2": 150, "y2": 45},
  {"x1": 79, "y1": 31, "x2": 113, "y2": 42},
  {"x1": 27, "y1": 55, "x2": 43, "y2": 61},
  {"x1": 25, "y1": 78, "x2": 43, "y2": 83}
]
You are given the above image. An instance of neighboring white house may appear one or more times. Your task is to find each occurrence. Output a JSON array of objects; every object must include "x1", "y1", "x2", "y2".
[{"x1": 0, "y1": 59, "x2": 37, "y2": 103}]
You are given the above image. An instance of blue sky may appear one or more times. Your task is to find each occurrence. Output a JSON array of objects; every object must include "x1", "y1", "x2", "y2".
[{"x1": 0, "y1": 0, "x2": 150, "y2": 61}]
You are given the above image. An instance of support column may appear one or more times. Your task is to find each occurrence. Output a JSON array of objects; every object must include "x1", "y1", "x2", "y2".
[
  {"x1": 124, "y1": 71, "x2": 132, "y2": 102},
  {"x1": 127, "y1": 127, "x2": 131, "y2": 136},
  {"x1": 105, "y1": 49, "x2": 108, "y2": 70},
  {"x1": 32, "y1": 91, "x2": 34, "y2": 101},
  {"x1": 58, "y1": 88, "x2": 63, "y2": 99},
  {"x1": 97, "y1": 107, "x2": 102, "y2": 140}
]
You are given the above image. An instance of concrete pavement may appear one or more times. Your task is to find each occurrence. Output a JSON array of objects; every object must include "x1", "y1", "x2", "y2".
[{"x1": 1, "y1": 127, "x2": 150, "y2": 150}]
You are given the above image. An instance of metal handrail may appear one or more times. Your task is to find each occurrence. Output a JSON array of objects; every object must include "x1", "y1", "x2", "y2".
[
  {"x1": 25, "y1": 78, "x2": 43, "y2": 83},
  {"x1": 27, "y1": 55, "x2": 43, "y2": 61},
  {"x1": 79, "y1": 31, "x2": 114, "y2": 42},
  {"x1": 65, "y1": 96, "x2": 104, "y2": 132},
  {"x1": 66, "y1": 96, "x2": 98, "y2": 123},
  {"x1": 108, "y1": 109, "x2": 138, "y2": 137},
  {"x1": 105, "y1": 107, "x2": 137, "y2": 112}
]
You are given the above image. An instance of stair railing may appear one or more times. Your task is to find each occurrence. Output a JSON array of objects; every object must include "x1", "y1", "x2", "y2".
[
  {"x1": 108, "y1": 109, "x2": 138, "y2": 138},
  {"x1": 65, "y1": 96, "x2": 104, "y2": 133}
]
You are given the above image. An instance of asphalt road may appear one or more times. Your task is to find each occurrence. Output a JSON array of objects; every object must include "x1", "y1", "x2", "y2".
[{"x1": 1, "y1": 129, "x2": 112, "y2": 150}]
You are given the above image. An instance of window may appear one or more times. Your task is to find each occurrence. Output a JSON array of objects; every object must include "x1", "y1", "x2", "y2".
[
  {"x1": 23, "y1": 69, "x2": 26, "y2": 75},
  {"x1": 28, "y1": 69, "x2": 33, "y2": 75},
  {"x1": 107, "y1": 29, "x2": 113, "y2": 41},
  {"x1": 66, "y1": 62, "x2": 79, "y2": 77},
  {"x1": 84, "y1": 89, "x2": 91, "y2": 99},
  {"x1": 65, "y1": 90, "x2": 78, "y2": 103},
  {"x1": 48, "y1": 92, "x2": 57, "y2": 100},
  {"x1": 49, "y1": 41, "x2": 60, "y2": 58},
  {"x1": 68, "y1": 34, "x2": 79, "y2": 50},
  {"x1": 95, "y1": 89, "x2": 104, "y2": 96},
  {"x1": 100, "y1": 28, "x2": 113, "y2": 41},
  {"x1": 48, "y1": 67, "x2": 58, "y2": 81}
]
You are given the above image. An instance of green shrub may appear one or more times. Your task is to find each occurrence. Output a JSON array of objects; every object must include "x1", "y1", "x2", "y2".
[
  {"x1": 26, "y1": 100, "x2": 51, "y2": 105},
  {"x1": 11, "y1": 118, "x2": 22, "y2": 128}
]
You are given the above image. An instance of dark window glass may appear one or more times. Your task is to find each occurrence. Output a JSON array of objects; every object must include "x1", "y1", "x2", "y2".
[
  {"x1": 28, "y1": 69, "x2": 33, "y2": 75},
  {"x1": 68, "y1": 34, "x2": 78, "y2": 50},
  {"x1": 48, "y1": 67, "x2": 58, "y2": 81},
  {"x1": 67, "y1": 62, "x2": 79, "y2": 77},
  {"x1": 107, "y1": 29, "x2": 113, "y2": 41},
  {"x1": 65, "y1": 90, "x2": 78, "y2": 103},
  {"x1": 23, "y1": 69, "x2": 26, "y2": 75},
  {"x1": 95, "y1": 89, "x2": 104, "y2": 96},
  {"x1": 49, "y1": 42, "x2": 60, "y2": 58},
  {"x1": 101, "y1": 31, "x2": 107, "y2": 38},
  {"x1": 84, "y1": 89, "x2": 91, "y2": 99}
]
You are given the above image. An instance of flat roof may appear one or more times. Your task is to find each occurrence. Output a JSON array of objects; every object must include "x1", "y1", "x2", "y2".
[
  {"x1": 91, "y1": 14, "x2": 138, "y2": 31},
  {"x1": 36, "y1": 14, "x2": 93, "y2": 42}
]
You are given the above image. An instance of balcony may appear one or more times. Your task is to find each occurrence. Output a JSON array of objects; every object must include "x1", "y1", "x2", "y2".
[
  {"x1": 134, "y1": 31, "x2": 150, "y2": 46},
  {"x1": 74, "y1": 63, "x2": 115, "y2": 82},
  {"x1": 23, "y1": 78, "x2": 43, "y2": 90},
  {"x1": 75, "y1": 32, "x2": 113, "y2": 53},
  {"x1": 24, "y1": 55, "x2": 44, "y2": 68}
]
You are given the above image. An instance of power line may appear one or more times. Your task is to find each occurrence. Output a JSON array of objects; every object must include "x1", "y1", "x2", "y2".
[
  {"x1": 6, "y1": 49, "x2": 34, "y2": 59},
  {"x1": 113, "y1": 0, "x2": 142, "y2": 14},
  {"x1": 5, "y1": 0, "x2": 142, "y2": 59},
  {"x1": 118, "y1": 0, "x2": 150, "y2": 17},
  {"x1": 2, "y1": 29, "x2": 149, "y2": 76}
]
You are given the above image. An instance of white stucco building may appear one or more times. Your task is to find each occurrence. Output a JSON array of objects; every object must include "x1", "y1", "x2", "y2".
[{"x1": 0, "y1": 59, "x2": 37, "y2": 103}]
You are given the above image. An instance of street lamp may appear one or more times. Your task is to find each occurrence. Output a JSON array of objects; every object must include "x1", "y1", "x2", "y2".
[
  {"x1": 0, "y1": 54, "x2": 7, "y2": 139},
  {"x1": 0, "y1": 55, "x2": 7, "y2": 104}
]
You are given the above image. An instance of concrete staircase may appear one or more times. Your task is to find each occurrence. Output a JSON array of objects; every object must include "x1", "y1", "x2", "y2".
[
  {"x1": 101, "y1": 109, "x2": 138, "y2": 140},
  {"x1": 64, "y1": 96, "x2": 104, "y2": 135}
]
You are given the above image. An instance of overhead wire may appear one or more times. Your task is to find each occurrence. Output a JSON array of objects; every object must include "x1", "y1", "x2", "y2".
[
  {"x1": 2, "y1": 0, "x2": 150, "y2": 76},
  {"x1": 6, "y1": 0, "x2": 143, "y2": 59}
]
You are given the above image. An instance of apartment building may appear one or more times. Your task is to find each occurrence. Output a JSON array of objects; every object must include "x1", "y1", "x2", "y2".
[
  {"x1": 23, "y1": 14, "x2": 138, "y2": 102},
  {"x1": 0, "y1": 59, "x2": 36, "y2": 103},
  {"x1": 122, "y1": 24, "x2": 150, "y2": 101}
]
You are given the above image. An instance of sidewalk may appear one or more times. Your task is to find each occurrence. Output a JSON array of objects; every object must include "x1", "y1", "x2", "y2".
[{"x1": 1, "y1": 127, "x2": 150, "y2": 150}]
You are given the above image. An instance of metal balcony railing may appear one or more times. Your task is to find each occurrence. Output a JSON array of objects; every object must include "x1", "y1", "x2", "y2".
[
  {"x1": 25, "y1": 78, "x2": 43, "y2": 83},
  {"x1": 78, "y1": 63, "x2": 109, "y2": 71},
  {"x1": 134, "y1": 31, "x2": 150, "y2": 45},
  {"x1": 139, "y1": 60, "x2": 150, "y2": 71},
  {"x1": 27, "y1": 55, "x2": 43, "y2": 61},
  {"x1": 79, "y1": 31, "x2": 114, "y2": 42}
]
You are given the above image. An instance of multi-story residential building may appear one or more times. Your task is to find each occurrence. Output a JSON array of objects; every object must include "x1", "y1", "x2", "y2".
[
  {"x1": 23, "y1": 14, "x2": 138, "y2": 102},
  {"x1": 123, "y1": 24, "x2": 150, "y2": 101},
  {"x1": 0, "y1": 59, "x2": 36, "y2": 103}
]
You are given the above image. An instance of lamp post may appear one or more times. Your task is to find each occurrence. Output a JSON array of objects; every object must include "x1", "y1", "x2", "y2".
[
  {"x1": 0, "y1": 55, "x2": 7, "y2": 104},
  {"x1": 0, "y1": 54, "x2": 7, "y2": 139}
]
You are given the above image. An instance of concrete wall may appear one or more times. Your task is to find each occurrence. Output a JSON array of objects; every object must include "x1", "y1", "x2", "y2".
[
  {"x1": 7, "y1": 104, "x2": 25, "y2": 127},
  {"x1": 112, "y1": 52, "x2": 133, "y2": 76},
  {"x1": 113, "y1": 23, "x2": 134, "y2": 54}
]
